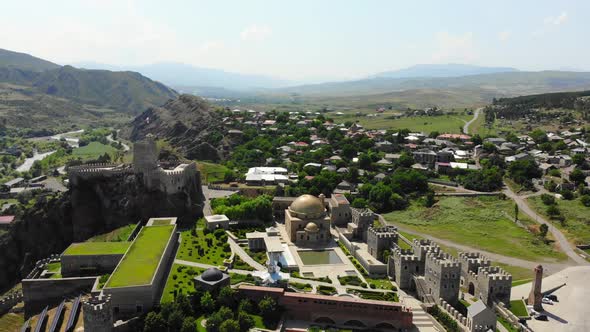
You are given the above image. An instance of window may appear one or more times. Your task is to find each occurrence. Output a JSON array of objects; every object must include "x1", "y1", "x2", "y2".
[{"x1": 136, "y1": 305, "x2": 143, "y2": 313}]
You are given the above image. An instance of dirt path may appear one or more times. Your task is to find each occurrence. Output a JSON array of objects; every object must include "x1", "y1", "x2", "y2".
[
  {"x1": 463, "y1": 107, "x2": 481, "y2": 134},
  {"x1": 503, "y1": 184, "x2": 588, "y2": 266}
]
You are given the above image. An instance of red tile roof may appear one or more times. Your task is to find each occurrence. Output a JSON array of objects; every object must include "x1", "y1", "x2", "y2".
[{"x1": 0, "y1": 216, "x2": 15, "y2": 224}]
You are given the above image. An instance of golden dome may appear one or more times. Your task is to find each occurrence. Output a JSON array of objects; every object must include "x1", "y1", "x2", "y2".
[
  {"x1": 289, "y1": 194, "x2": 325, "y2": 219},
  {"x1": 304, "y1": 222, "x2": 319, "y2": 233}
]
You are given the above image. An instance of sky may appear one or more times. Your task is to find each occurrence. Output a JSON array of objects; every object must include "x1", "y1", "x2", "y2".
[{"x1": 0, "y1": 0, "x2": 588, "y2": 82}]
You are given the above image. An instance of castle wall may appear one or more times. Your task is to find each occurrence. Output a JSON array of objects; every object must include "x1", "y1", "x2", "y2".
[
  {"x1": 389, "y1": 246, "x2": 421, "y2": 289},
  {"x1": 22, "y1": 276, "x2": 97, "y2": 316},
  {"x1": 61, "y1": 254, "x2": 124, "y2": 277},
  {"x1": 476, "y1": 267, "x2": 512, "y2": 307},
  {"x1": 367, "y1": 226, "x2": 398, "y2": 262}
]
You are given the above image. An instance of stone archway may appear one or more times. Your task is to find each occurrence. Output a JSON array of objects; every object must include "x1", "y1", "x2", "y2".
[
  {"x1": 468, "y1": 282, "x2": 475, "y2": 295},
  {"x1": 314, "y1": 317, "x2": 336, "y2": 325},
  {"x1": 343, "y1": 320, "x2": 366, "y2": 327}
]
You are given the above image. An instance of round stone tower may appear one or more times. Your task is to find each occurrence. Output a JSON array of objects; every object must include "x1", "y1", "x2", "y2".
[{"x1": 83, "y1": 294, "x2": 113, "y2": 332}]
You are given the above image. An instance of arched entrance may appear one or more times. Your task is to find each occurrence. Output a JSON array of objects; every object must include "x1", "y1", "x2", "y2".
[
  {"x1": 344, "y1": 320, "x2": 366, "y2": 327},
  {"x1": 314, "y1": 317, "x2": 336, "y2": 325},
  {"x1": 468, "y1": 282, "x2": 475, "y2": 295}
]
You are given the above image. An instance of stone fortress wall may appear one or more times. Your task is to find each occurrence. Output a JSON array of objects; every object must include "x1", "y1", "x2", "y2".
[
  {"x1": 424, "y1": 251, "x2": 461, "y2": 305},
  {"x1": 83, "y1": 294, "x2": 113, "y2": 332},
  {"x1": 458, "y1": 252, "x2": 512, "y2": 307}
]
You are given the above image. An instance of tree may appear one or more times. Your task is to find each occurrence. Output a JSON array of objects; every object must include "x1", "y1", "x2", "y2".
[
  {"x1": 237, "y1": 312, "x2": 255, "y2": 332},
  {"x1": 581, "y1": 195, "x2": 590, "y2": 207},
  {"x1": 238, "y1": 299, "x2": 255, "y2": 314},
  {"x1": 218, "y1": 287, "x2": 237, "y2": 308},
  {"x1": 167, "y1": 310, "x2": 184, "y2": 332},
  {"x1": 351, "y1": 197, "x2": 368, "y2": 208},
  {"x1": 570, "y1": 169, "x2": 586, "y2": 184},
  {"x1": 546, "y1": 205, "x2": 561, "y2": 217},
  {"x1": 514, "y1": 203, "x2": 519, "y2": 222},
  {"x1": 219, "y1": 319, "x2": 241, "y2": 332},
  {"x1": 572, "y1": 154, "x2": 586, "y2": 166},
  {"x1": 539, "y1": 224, "x2": 549, "y2": 238},
  {"x1": 206, "y1": 307, "x2": 234, "y2": 332},
  {"x1": 424, "y1": 191, "x2": 435, "y2": 207},
  {"x1": 540, "y1": 193, "x2": 556, "y2": 205},
  {"x1": 144, "y1": 312, "x2": 166, "y2": 332},
  {"x1": 397, "y1": 152, "x2": 415, "y2": 168},
  {"x1": 358, "y1": 153, "x2": 372, "y2": 170},
  {"x1": 508, "y1": 159, "x2": 541, "y2": 186},
  {"x1": 258, "y1": 296, "x2": 278, "y2": 320},
  {"x1": 200, "y1": 291, "x2": 215, "y2": 313}
]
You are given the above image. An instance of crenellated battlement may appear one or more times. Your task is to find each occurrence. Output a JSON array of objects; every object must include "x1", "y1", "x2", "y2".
[
  {"x1": 83, "y1": 293, "x2": 113, "y2": 331},
  {"x1": 83, "y1": 294, "x2": 111, "y2": 312},
  {"x1": 368, "y1": 226, "x2": 398, "y2": 238},
  {"x1": 426, "y1": 252, "x2": 460, "y2": 268},
  {"x1": 478, "y1": 266, "x2": 512, "y2": 281}
]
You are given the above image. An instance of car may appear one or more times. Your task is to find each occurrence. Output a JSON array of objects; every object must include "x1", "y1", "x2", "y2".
[
  {"x1": 545, "y1": 294, "x2": 558, "y2": 301},
  {"x1": 534, "y1": 314, "x2": 548, "y2": 321},
  {"x1": 542, "y1": 297, "x2": 554, "y2": 305}
]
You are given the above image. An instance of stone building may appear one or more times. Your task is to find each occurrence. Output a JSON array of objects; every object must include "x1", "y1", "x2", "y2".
[
  {"x1": 284, "y1": 194, "x2": 331, "y2": 246},
  {"x1": 459, "y1": 252, "x2": 512, "y2": 307},
  {"x1": 347, "y1": 207, "x2": 376, "y2": 241},
  {"x1": 424, "y1": 252, "x2": 461, "y2": 305},
  {"x1": 193, "y1": 268, "x2": 230, "y2": 291},
  {"x1": 83, "y1": 294, "x2": 113, "y2": 332},
  {"x1": 328, "y1": 194, "x2": 350, "y2": 226},
  {"x1": 388, "y1": 239, "x2": 440, "y2": 290},
  {"x1": 467, "y1": 300, "x2": 497, "y2": 332},
  {"x1": 367, "y1": 226, "x2": 398, "y2": 262}
]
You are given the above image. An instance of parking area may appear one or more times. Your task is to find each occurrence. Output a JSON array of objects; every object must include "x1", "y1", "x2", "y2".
[{"x1": 510, "y1": 266, "x2": 590, "y2": 332}]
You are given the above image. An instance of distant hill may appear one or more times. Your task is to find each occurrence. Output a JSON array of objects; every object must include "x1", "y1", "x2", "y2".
[
  {"x1": 276, "y1": 71, "x2": 590, "y2": 98},
  {"x1": 373, "y1": 64, "x2": 518, "y2": 79},
  {"x1": 73, "y1": 62, "x2": 293, "y2": 90},
  {"x1": 0, "y1": 48, "x2": 60, "y2": 71},
  {"x1": 31, "y1": 65, "x2": 177, "y2": 114},
  {"x1": 0, "y1": 49, "x2": 179, "y2": 132}
]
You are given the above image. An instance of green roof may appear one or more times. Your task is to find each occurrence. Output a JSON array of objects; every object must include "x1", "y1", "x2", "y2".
[
  {"x1": 63, "y1": 242, "x2": 130, "y2": 256},
  {"x1": 106, "y1": 225, "x2": 174, "y2": 288},
  {"x1": 151, "y1": 218, "x2": 173, "y2": 226}
]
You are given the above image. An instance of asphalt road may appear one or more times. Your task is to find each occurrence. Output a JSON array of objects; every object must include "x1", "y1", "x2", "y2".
[{"x1": 463, "y1": 108, "x2": 481, "y2": 134}]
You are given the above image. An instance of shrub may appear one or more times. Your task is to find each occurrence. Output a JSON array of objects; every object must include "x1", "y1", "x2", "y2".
[
  {"x1": 581, "y1": 195, "x2": 590, "y2": 207},
  {"x1": 540, "y1": 193, "x2": 556, "y2": 205}
]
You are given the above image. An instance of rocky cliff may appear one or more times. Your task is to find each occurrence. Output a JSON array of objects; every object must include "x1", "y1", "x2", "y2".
[
  {"x1": 0, "y1": 172, "x2": 203, "y2": 291},
  {"x1": 126, "y1": 94, "x2": 229, "y2": 161}
]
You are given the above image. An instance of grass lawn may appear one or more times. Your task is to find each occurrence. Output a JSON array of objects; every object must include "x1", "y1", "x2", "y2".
[
  {"x1": 63, "y1": 242, "x2": 130, "y2": 256},
  {"x1": 233, "y1": 255, "x2": 255, "y2": 271},
  {"x1": 365, "y1": 277, "x2": 396, "y2": 291},
  {"x1": 197, "y1": 162, "x2": 230, "y2": 184},
  {"x1": 289, "y1": 281, "x2": 313, "y2": 292},
  {"x1": 338, "y1": 275, "x2": 366, "y2": 287},
  {"x1": 383, "y1": 196, "x2": 566, "y2": 262},
  {"x1": 196, "y1": 315, "x2": 207, "y2": 332},
  {"x1": 107, "y1": 225, "x2": 173, "y2": 288},
  {"x1": 87, "y1": 224, "x2": 137, "y2": 242},
  {"x1": 527, "y1": 196, "x2": 590, "y2": 244},
  {"x1": 509, "y1": 299, "x2": 529, "y2": 318},
  {"x1": 176, "y1": 226, "x2": 231, "y2": 266},
  {"x1": 335, "y1": 114, "x2": 471, "y2": 133},
  {"x1": 245, "y1": 248, "x2": 268, "y2": 265},
  {"x1": 151, "y1": 218, "x2": 174, "y2": 226},
  {"x1": 229, "y1": 273, "x2": 258, "y2": 285},
  {"x1": 498, "y1": 315, "x2": 518, "y2": 332},
  {"x1": 493, "y1": 262, "x2": 532, "y2": 281},
  {"x1": 317, "y1": 285, "x2": 337, "y2": 295},
  {"x1": 512, "y1": 278, "x2": 533, "y2": 287},
  {"x1": 161, "y1": 264, "x2": 204, "y2": 303},
  {"x1": 0, "y1": 313, "x2": 24, "y2": 332},
  {"x1": 72, "y1": 141, "x2": 117, "y2": 160}
]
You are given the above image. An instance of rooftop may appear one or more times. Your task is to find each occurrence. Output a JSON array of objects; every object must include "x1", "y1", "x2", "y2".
[
  {"x1": 62, "y1": 242, "x2": 130, "y2": 256},
  {"x1": 106, "y1": 225, "x2": 174, "y2": 288}
]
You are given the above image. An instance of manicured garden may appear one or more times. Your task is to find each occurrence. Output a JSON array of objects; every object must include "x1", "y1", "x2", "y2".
[
  {"x1": 244, "y1": 248, "x2": 267, "y2": 265},
  {"x1": 161, "y1": 264, "x2": 204, "y2": 303},
  {"x1": 232, "y1": 255, "x2": 255, "y2": 271},
  {"x1": 365, "y1": 277, "x2": 396, "y2": 291},
  {"x1": 176, "y1": 220, "x2": 231, "y2": 266},
  {"x1": 107, "y1": 225, "x2": 174, "y2": 288},
  {"x1": 63, "y1": 241, "x2": 130, "y2": 256},
  {"x1": 384, "y1": 196, "x2": 566, "y2": 262},
  {"x1": 338, "y1": 275, "x2": 367, "y2": 287},
  {"x1": 317, "y1": 285, "x2": 337, "y2": 295},
  {"x1": 290, "y1": 271, "x2": 331, "y2": 283},
  {"x1": 347, "y1": 289, "x2": 398, "y2": 302},
  {"x1": 289, "y1": 281, "x2": 313, "y2": 292}
]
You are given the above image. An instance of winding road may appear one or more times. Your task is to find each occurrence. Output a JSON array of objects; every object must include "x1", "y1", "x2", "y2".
[
  {"x1": 463, "y1": 107, "x2": 481, "y2": 134},
  {"x1": 503, "y1": 184, "x2": 589, "y2": 266}
]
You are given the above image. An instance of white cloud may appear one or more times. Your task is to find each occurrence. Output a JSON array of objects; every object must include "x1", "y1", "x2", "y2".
[
  {"x1": 498, "y1": 30, "x2": 511, "y2": 42},
  {"x1": 431, "y1": 31, "x2": 477, "y2": 63},
  {"x1": 544, "y1": 11, "x2": 568, "y2": 25},
  {"x1": 240, "y1": 24, "x2": 272, "y2": 42},
  {"x1": 200, "y1": 41, "x2": 225, "y2": 52}
]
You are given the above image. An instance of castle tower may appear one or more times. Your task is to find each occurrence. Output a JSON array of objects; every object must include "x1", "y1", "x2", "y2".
[
  {"x1": 83, "y1": 294, "x2": 113, "y2": 332},
  {"x1": 133, "y1": 135, "x2": 158, "y2": 173},
  {"x1": 367, "y1": 226, "x2": 398, "y2": 261},
  {"x1": 528, "y1": 265, "x2": 543, "y2": 311}
]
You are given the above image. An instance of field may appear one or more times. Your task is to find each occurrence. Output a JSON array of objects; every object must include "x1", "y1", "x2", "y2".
[
  {"x1": 527, "y1": 196, "x2": 590, "y2": 244},
  {"x1": 176, "y1": 220, "x2": 231, "y2": 266},
  {"x1": 72, "y1": 141, "x2": 117, "y2": 160},
  {"x1": 334, "y1": 113, "x2": 471, "y2": 133},
  {"x1": 383, "y1": 196, "x2": 566, "y2": 262},
  {"x1": 86, "y1": 224, "x2": 137, "y2": 242},
  {"x1": 107, "y1": 225, "x2": 174, "y2": 288},
  {"x1": 161, "y1": 264, "x2": 204, "y2": 303},
  {"x1": 197, "y1": 162, "x2": 230, "y2": 184},
  {"x1": 62, "y1": 242, "x2": 130, "y2": 256}
]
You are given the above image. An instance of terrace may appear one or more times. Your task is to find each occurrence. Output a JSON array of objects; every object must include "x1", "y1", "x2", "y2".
[{"x1": 106, "y1": 225, "x2": 174, "y2": 288}]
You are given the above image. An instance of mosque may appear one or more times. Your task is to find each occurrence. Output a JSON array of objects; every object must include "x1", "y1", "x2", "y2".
[{"x1": 284, "y1": 194, "x2": 331, "y2": 246}]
